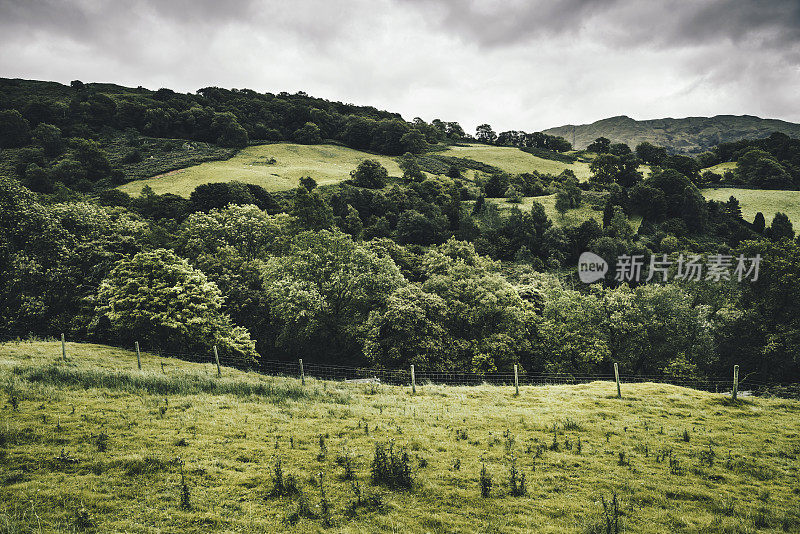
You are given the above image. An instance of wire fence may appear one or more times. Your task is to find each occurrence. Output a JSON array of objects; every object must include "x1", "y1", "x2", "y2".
[{"x1": 120, "y1": 341, "x2": 798, "y2": 395}]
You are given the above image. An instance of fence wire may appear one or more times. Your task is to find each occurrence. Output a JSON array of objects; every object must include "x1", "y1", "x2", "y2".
[{"x1": 128, "y1": 343, "x2": 795, "y2": 394}]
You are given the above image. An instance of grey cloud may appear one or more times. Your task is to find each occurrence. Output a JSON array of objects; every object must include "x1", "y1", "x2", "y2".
[{"x1": 403, "y1": 0, "x2": 800, "y2": 53}]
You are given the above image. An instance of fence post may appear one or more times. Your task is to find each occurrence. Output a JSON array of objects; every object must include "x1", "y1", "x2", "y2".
[
  {"x1": 732, "y1": 365, "x2": 739, "y2": 401},
  {"x1": 411, "y1": 364, "x2": 416, "y2": 394},
  {"x1": 514, "y1": 364, "x2": 519, "y2": 396},
  {"x1": 214, "y1": 345, "x2": 221, "y2": 377},
  {"x1": 614, "y1": 362, "x2": 621, "y2": 398},
  {"x1": 135, "y1": 341, "x2": 141, "y2": 370},
  {"x1": 61, "y1": 333, "x2": 66, "y2": 361},
  {"x1": 299, "y1": 358, "x2": 305, "y2": 385}
]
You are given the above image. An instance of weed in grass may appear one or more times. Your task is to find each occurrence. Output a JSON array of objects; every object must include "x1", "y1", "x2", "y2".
[
  {"x1": 452, "y1": 458, "x2": 461, "y2": 471},
  {"x1": 600, "y1": 493, "x2": 622, "y2": 534},
  {"x1": 317, "y1": 435, "x2": 327, "y2": 461},
  {"x1": 287, "y1": 490, "x2": 316, "y2": 524},
  {"x1": 577, "y1": 437, "x2": 582, "y2": 454},
  {"x1": 563, "y1": 418, "x2": 583, "y2": 431},
  {"x1": 508, "y1": 455, "x2": 527, "y2": 497},
  {"x1": 480, "y1": 462, "x2": 492, "y2": 498},
  {"x1": 699, "y1": 444, "x2": 715, "y2": 467},
  {"x1": 179, "y1": 462, "x2": 191, "y2": 511},
  {"x1": 270, "y1": 457, "x2": 286, "y2": 497},
  {"x1": 371, "y1": 441, "x2": 412, "y2": 489},
  {"x1": 318, "y1": 471, "x2": 332, "y2": 527},
  {"x1": 73, "y1": 507, "x2": 93, "y2": 531},
  {"x1": 175, "y1": 437, "x2": 188, "y2": 447},
  {"x1": 336, "y1": 447, "x2": 356, "y2": 481},
  {"x1": 95, "y1": 432, "x2": 108, "y2": 452},
  {"x1": 682, "y1": 429, "x2": 691, "y2": 442}
]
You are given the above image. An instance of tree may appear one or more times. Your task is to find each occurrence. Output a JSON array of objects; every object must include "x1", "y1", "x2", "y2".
[
  {"x1": 724, "y1": 196, "x2": 742, "y2": 219},
  {"x1": 293, "y1": 122, "x2": 323, "y2": 144},
  {"x1": 31, "y1": 123, "x2": 64, "y2": 157},
  {"x1": 635, "y1": 142, "x2": 667, "y2": 165},
  {"x1": 94, "y1": 249, "x2": 257, "y2": 362},
  {"x1": 299, "y1": 176, "x2": 317, "y2": 191},
  {"x1": 290, "y1": 186, "x2": 334, "y2": 231},
  {"x1": 351, "y1": 159, "x2": 388, "y2": 189},
  {"x1": 0, "y1": 110, "x2": 31, "y2": 148},
  {"x1": 364, "y1": 285, "x2": 450, "y2": 369},
  {"x1": 587, "y1": 137, "x2": 611, "y2": 154},
  {"x1": 555, "y1": 190, "x2": 571, "y2": 217},
  {"x1": 735, "y1": 149, "x2": 792, "y2": 188},
  {"x1": 397, "y1": 152, "x2": 425, "y2": 181},
  {"x1": 767, "y1": 212, "x2": 794, "y2": 241},
  {"x1": 505, "y1": 185, "x2": 523, "y2": 203},
  {"x1": 400, "y1": 130, "x2": 427, "y2": 154},
  {"x1": 395, "y1": 209, "x2": 446, "y2": 245},
  {"x1": 262, "y1": 230, "x2": 405, "y2": 362},
  {"x1": 475, "y1": 124, "x2": 497, "y2": 144},
  {"x1": 189, "y1": 181, "x2": 256, "y2": 212},
  {"x1": 589, "y1": 153, "x2": 620, "y2": 185},
  {"x1": 753, "y1": 212, "x2": 766, "y2": 234}
]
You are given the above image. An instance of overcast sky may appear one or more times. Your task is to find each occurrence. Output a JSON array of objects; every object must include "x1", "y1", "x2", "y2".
[{"x1": 1, "y1": 0, "x2": 799, "y2": 133}]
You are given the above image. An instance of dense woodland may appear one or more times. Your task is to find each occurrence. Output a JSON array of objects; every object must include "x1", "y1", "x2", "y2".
[{"x1": 2, "y1": 78, "x2": 800, "y2": 384}]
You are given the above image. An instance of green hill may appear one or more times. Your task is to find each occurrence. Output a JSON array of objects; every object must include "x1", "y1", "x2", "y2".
[
  {"x1": 544, "y1": 115, "x2": 800, "y2": 155},
  {"x1": 118, "y1": 143, "x2": 404, "y2": 197},
  {"x1": 2, "y1": 341, "x2": 799, "y2": 533},
  {"x1": 701, "y1": 187, "x2": 800, "y2": 227}
]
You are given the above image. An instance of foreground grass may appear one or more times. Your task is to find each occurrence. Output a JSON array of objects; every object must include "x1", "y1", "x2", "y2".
[
  {"x1": 117, "y1": 143, "x2": 404, "y2": 197},
  {"x1": 701, "y1": 188, "x2": 800, "y2": 227},
  {"x1": 1, "y1": 342, "x2": 799, "y2": 533}
]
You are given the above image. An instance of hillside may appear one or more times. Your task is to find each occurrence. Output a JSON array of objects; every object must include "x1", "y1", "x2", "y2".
[
  {"x1": 117, "y1": 142, "x2": 598, "y2": 197},
  {"x1": 2, "y1": 341, "x2": 799, "y2": 533},
  {"x1": 701, "y1": 188, "x2": 800, "y2": 227},
  {"x1": 118, "y1": 143, "x2": 404, "y2": 197},
  {"x1": 544, "y1": 115, "x2": 800, "y2": 155}
]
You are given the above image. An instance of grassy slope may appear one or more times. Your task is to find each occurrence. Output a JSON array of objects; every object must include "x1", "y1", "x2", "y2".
[
  {"x1": 441, "y1": 145, "x2": 593, "y2": 181},
  {"x1": 702, "y1": 162, "x2": 737, "y2": 175},
  {"x1": 2, "y1": 342, "x2": 799, "y2": 533},
  {"x1": 481, "y1": 195, "x2": 643, "y2": 231},
  {"x1": 118, "y1": 143, "x2": 404, "y2": 197},
  {"x1": 702, "y1": 188, "x2": 800, "y2": 226}
]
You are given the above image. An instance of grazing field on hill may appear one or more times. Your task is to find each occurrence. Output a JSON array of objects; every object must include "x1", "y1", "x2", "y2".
[
  {"x1": 441, "y1": 144, "x2": 594, "y2": 181},
  {"x1": 481, "y1": 195, "x2": 643, "y2": 231},
  {"x1": 702, "y1": 162, "x2": 737, "y2": 175},
  {"x1": 2, "y1": 341, "x2": 799, "y2": 533},
  {"x1": 702, "y1": 188, "x2": 800, "y2": 226},
  {"x1": 118, "y1": 143, "x2": 404, "y2": 197}
]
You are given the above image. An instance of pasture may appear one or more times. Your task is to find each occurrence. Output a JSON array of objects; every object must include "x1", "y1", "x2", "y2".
[
  {"x1": 441, "y1": 144, "x2": 594, "y2": 181},
  {"x1": 117, "y1": 143, "x2": 404, "y2": 197},
  {"x1": 701, "y1": 188, "x2": 800, "y2": 227},
  {"x1": 2, "y1": 341, "x2": 799, "y2": 533}
]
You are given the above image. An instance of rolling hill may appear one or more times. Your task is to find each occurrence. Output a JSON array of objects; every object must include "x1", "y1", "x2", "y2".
[{"x1": 544, "y1": 115, "x2": 800, "y2": 155}]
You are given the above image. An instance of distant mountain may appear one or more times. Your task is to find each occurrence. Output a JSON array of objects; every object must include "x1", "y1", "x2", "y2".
[{"x1": 543, "y1": 115, "x2": 800, "y2": 155}]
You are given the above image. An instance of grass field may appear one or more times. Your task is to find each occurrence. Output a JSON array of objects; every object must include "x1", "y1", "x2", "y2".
[
  {"x1": 2, "y1": 341, "x2": 799, "y2": 533},
  {"x1": 701, "y1": 162, "x2": 737, "y2": 175},
  {"x1": 702, "y1": 188, "x2": 800, "y2": 226},
  {"x1": 441, "y1": 145, "x2": 594, "y2": 181},
  {"x1": 482, "y1": 195, "x2": 643, "y2": 231},
  {"x1": 118, "y1": 143, "x2": 404, "y2": 197}
]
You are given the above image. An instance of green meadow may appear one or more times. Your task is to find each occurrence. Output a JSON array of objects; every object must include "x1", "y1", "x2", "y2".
[
  {"x1": 118, "y1": 143, "x2": 404, "y2": 197},
  {"x1": 482, "y1": 195, "x2": 643, "y2": 231},
  {"x1": 441, "y1": 144, "x2": 594, "y2": 181},
  {"x1": 2, "y1": 341, "x2": 799, "y2": 533},
  {"x1": 702, "y1": 188, "x2": 800, "y2": 227}
]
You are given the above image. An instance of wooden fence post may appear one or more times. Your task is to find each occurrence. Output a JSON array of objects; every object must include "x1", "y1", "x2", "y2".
[
  {"x1": 732, "y1": 364, "x2": 739, "y2": 401},
  {"x1": 614, "y1": 362, "x2": 621, "y2": 398},
  {"x1": 135, "y1": 341, "x2": 141, "y2": 370},
  {"x1": 514, "y1": 364, "x2": 519, "y2": 396},
  {"x1": 299, "y1": 358, "x2": 305, "y2": 385},
  {"x1": 214, "y1": 345, "x2": 221, "y2": 377},
  {"x1": 411, "y1": 364, "x2": 416, "y2": 394}
]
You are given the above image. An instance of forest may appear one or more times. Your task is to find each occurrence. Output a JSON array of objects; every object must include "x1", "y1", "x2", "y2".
[{"x1": 2, "y1": 77, "x2": 800, "y2": 385}]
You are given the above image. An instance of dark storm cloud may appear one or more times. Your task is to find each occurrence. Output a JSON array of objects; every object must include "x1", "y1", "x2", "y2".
[
  {"x1": 406, "y1": 0, "x2": 800, "y2": 51},
  {"x1": 0, "y1": 0, "x2": 798, "y2": 131}
]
